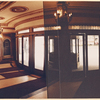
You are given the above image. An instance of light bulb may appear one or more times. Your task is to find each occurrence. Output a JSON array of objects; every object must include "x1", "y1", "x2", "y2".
[{"x1": 0, "y1": 34, "x2": 2, "y2": 38}]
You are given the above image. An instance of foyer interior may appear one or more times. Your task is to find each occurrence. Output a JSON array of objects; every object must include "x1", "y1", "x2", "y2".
[{"x1": 0, "y1": 1, "x2": 100, "y2": 98}]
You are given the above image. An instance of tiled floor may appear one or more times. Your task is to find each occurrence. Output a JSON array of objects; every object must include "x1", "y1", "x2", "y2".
[{"x1": 0, "y1": 62, "x2": 47, "y2": 98}]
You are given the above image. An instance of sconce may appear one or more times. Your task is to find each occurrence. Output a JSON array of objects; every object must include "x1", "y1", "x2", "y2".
[
  {"x1": 0, "y1": 27, "x2": 3, "y2": 38},
  {"x1": 54, "y1": 2, "x2": 72, "y2": 26}
]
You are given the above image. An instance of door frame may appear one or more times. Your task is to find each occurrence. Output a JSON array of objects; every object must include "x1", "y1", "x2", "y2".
[
  {"x1": 69, "y1": 30, "x2": 100, "y2": 77},
  {"x1": 86, "y1": 33, "x2": 100, "y2": 75}
]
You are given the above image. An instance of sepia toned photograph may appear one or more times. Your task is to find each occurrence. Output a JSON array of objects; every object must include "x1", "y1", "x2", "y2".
[{"x1": 0, "y1": 0, "x2": 100, "y2": 99}]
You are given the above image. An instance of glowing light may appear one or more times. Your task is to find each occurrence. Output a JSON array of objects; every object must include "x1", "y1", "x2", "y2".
[
  {"x1": 34, "y1": 27, "x2": 45, "y2": 32},
  {"x1": 0, "y1": 27, "x2": 3, "y2": 32},
  {"x1": 0, "y1": 27, "x2": 3, "y2": 38},
  {"x1": 18, "y1": 29, "x2": 29, "y2": 34},
  {"x1": 57, "y1": 9, "x2": 62, "y2": 17},
  {"x1": 69, "y1": 13, "x2": 72, "y2": 17},
  {"x1": 0, "y1": 34, "x2": 2, "y2": 38},
  {"x1": 54, "y1": 13, "x2": 57, "y2": 17},
  {"x1": 68, "y1": 25, "x2": 100, "y2": 30},
  {"x1": 33, "y1": 26, "x2": 61, "y2": 32}
]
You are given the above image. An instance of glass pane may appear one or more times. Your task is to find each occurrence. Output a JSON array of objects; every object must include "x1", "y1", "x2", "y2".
[
  {"x1": 70, "y1": 35, "x2": 83, "y2": 72},
  {"x1": 72, "y1": 39, "x2": 75, "y2": 53},
  {"x1": 23, "y1": 37, "x2": 29, "y2": 66},
  {"x1": 18, "y1": 29, "x2": 29, "y2": 34},
  {"x1": 16, "y1": 38, "x2": 17, "y2": 60},
  {"x1": 79, "y1": 36, "x2": 83, "y2": 71},
  {"x1": 50, "y1": 39, "x2": 54, "y2": 53},
  {"x1": 0, "y1": 39, "x2": 2, "y2": 58},
  {"x1": 88, "y1": 35, "x2": 99, "y2": 70},
  {"x1": 18, "y1": 37, "x2": 22, "y2": 64},
  {"x1": 47, "y1": 35, "x2": 60, "y2": 98},
  {"x1": 35, "y1": 36, "x2": 44, "y2": 70}
]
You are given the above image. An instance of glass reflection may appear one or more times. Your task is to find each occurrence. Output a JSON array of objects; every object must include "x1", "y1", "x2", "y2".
[
  {"x1": 18, "y1": 37, "x2": 22, "y2": 64},
  {"x1": 70, "y1": 35, "x2": 83, "y2": 72},
  {"x1": 23, "y1": 37, "x2": 29, "y2": 66},
  {"x1": 47, "y1": 35, "x2": 60, "y2": 98}
]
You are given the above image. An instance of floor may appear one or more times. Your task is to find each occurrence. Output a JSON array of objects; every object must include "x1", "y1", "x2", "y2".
[
  {"x1": 0, "y1": 62, "x2": 47, "y2": 98},
  {"x1": 1, "y1": 60, "x2": 100, "y2": 98},
  {"x1": 73, "y1": 71, "x2": 100, "y2": 98}
]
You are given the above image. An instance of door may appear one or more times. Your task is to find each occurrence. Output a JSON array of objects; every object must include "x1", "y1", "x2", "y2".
[
  {"x1": 70, "y1": 34, "x2": 85, "y2": 78},
  {"x1": 45, "y1": 32, "x2": 60, "y2": 98},
  {"x1": 87, "y1": 35, "x2": 99, "y2": 71}
]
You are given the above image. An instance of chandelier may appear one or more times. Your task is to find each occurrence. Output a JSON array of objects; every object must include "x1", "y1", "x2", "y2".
[{"x1": 54, "y1": 2, "x2": 72, "y2": 26}]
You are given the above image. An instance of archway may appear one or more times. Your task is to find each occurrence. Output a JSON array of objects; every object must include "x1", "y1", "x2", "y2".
[{"x1": 3, "y1": 39, "x2": 11, "y2": 55}]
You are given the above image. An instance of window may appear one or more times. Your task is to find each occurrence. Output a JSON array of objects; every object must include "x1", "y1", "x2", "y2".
[
  {"x1": 23, "y1": 37, "x2": 29, "y2": 66},
  {"x1": 18, "y1": 37, "x2": 22, "y2": 64},
  {"x1": 18, "y1": 29, "x2": 29, "y2": 34},
  {"x1": 35, "y1": 36, "x2": 44, "y2": 70}
]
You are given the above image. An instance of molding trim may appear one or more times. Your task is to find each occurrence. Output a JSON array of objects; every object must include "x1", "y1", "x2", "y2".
[
  {"x1": 15, "y1": 24, "x2": 44, "y2": 32},
  {"x1": 3, "y1": 27, "x2": 15, "y2": 29},
  {"x1": 1, "y1": 23, "x2": 8, "y2": 26},
  {"x1": 14, "y1": 15, "x2": 44, "y2": 27},
  {"x1": 0, "y1": 17, "x2": 5, "y2": 20},
  {"x1": 0, "y1": 1, "x2": 15, "y2": 11},
  {"x1": 6, "y1": 8, "x2": 43, "y2": 25}
]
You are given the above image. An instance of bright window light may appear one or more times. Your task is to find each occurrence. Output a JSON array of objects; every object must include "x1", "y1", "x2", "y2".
[
  {"x1": 18, "y1": 37, "x2": 22, "y2": 64},
  {"x1": 33, "y1": 26, "x2": 61, "y2": 32},
  {"x1": 69, "y1": 25, "x2": 100, "y2": 30},
  {"x1": 34, "y1": 27, "x2": 45, "y2": 32},
  {"x1": 23, "y1": 37, "x2": 29, "y2": 66},
  {"x1": 35, "y1": 36, "x2": 44, "y2": 71},
  {"x1": 18, "y1": 29, "x2": 29, "y2": 34}
]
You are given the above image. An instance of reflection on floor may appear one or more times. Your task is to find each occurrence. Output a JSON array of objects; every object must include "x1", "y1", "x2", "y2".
[
  {"x1": 0, "y1": 62, "x2": 47, "y2": 98},
  {"x1": 50, "y1": 70, "x2": 100, "y2": 98},
  {"x1": 73, "y1": 70, "x2": 100, "y2": 98},
  {"x1": 1, "y1": 61, "x2": 100, "y2": 98}
]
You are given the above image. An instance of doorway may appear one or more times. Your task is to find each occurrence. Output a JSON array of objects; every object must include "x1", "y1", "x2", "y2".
[
  {"x1": 70, "y1": 33, "x2": 100, "y2": 77},
  {"x1": 3, "y1": 39, "x2": 11, "y2": 55},
  {"x1": 70, "y1": 34, "x2": 85, "y2": 77}
]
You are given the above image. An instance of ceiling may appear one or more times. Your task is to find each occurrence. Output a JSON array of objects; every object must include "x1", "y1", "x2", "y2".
[
  {"x1": 1, "y1": 1, "x2": 100, "y2": 33},
  {"x1": 0, "y1": 1, "x2": 44, "y2": 33},
  {"x1": 43, "y1": 1, "x2": 100, "y2": 26}
]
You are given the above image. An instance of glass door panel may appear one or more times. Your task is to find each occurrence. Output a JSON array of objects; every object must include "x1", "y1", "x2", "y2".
[
  {"x1": 23, "y1": 37, "x2": 29, "y2": 66},
  {"x1": 46, "y1": 35, "x2": 60, "y2": 98},
  {"x1": 88, "y1": 35, "x2": 99, "y2": 71},
  {"x1": 35, "y1": 36, "x2": 44, "y2": 70},
  {"x1": 70, "y1": 35, "x2": 83, "y2": 72},
  {"x1": 18, "y1": 37, "x2": 22, "y2": 64}
]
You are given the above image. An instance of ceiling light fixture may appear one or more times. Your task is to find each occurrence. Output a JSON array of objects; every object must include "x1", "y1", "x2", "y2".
[{"x1": 54, "y1": 2, "x2": 72, "y2": 26}]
